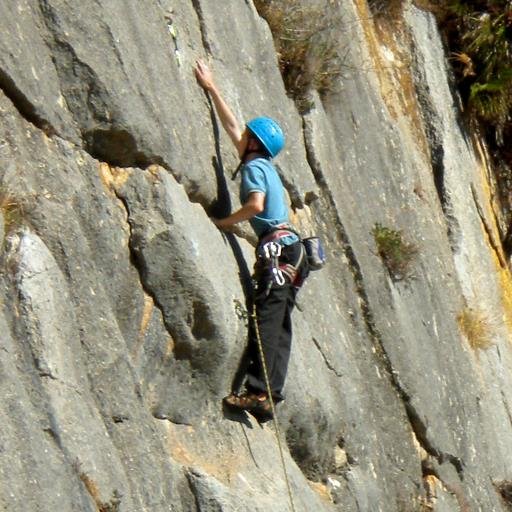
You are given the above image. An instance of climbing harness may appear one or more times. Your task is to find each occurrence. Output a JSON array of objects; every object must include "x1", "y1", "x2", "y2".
[
  {"x1": 251, "y1": 302, "x2": 297, "y2": 512},
  {"x1": 260, "y1": 224, "x2": 326, "y2": 274},
  {"x1": 259, "y1": 227, "x2": 297, "y2": 246},
  {"x1": 256, "y1": 225, "x2": 312, "y2": 293}
]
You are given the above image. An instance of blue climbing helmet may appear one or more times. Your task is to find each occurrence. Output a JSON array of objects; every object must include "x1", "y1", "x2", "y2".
[{"x1": 246, "y1": 117, "x2": 285, "y2": 158}]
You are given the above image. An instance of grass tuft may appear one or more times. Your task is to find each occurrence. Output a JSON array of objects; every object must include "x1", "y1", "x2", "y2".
[
  {"x1": 457, "y1": 307, "x2": 494, "y2": 350},
  {"x1": 0, "y1": 191, "x2": 26, "y2": 234},
  {"x1": 372, "y1": 223, "x2": 417, "y2": 281}
]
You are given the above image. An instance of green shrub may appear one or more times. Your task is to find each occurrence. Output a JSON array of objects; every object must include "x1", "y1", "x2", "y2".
[
  {"x1": 427, "y1": 1, "x2": 512, "y2": 149},
  {"x1": 442, "y1": 3, "x2": 512, "y2": 129},
  {"x1": 372, "y1": 223, "x2": 417, "y2": 281}
]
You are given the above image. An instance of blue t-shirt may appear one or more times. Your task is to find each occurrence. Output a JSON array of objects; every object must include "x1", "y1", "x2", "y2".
[{"x1": 240, "y1": 157, "x2": 298, "y2": 244}]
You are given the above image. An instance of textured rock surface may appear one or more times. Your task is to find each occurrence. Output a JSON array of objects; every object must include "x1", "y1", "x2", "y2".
[{"x1": 1, "y1": 0, "x2": 512, "y2": 511}]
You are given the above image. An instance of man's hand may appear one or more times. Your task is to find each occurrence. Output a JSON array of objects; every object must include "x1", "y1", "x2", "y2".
[
  {"x1": 212, "y1": 217, "x2": 233, "y2": 230},
  {"x1": 195, "y1": 60, "x2": 215, "y2": 92},
  {"x1": 211, "y1": 192, "x2": 264, "y2": 231}
]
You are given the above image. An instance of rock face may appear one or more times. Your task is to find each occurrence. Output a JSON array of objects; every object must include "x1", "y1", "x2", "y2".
[{"x1": 1, "y1": 1, "x2": 512, "y2": 511}]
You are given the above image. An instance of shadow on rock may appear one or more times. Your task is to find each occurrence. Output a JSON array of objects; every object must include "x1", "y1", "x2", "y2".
[{"x1": 221, "y1": 402, "x2": 253, "y2": 428}]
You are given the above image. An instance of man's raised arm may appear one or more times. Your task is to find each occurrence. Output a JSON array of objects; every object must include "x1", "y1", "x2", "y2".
[{"x1": 195, "y1": 60, "x2": 246, "y2": 157}]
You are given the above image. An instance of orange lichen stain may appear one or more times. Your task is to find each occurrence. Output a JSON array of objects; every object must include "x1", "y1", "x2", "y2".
[
  {"x1": 308, "y1": 481, "x2": 332, "y2": 502},
  {"x1": 477, "y1": 212, "x2": 512, "y2": 340},
  {"x1": 166, "y1": 429, "x2": 195, "y2": 467},
  {"x1": 98, "y1": 163, "x2": 131, "y2": 193},
  {"x1": 473, "y1": 134, "x2": 504, "y2": 236},
  {"x1": 423, "y1": 474, "x2": 470, "y2": 511},
  {"x1": 290, "y1": 204, "x2": 315, "y2": 235},
  {"x1": 99, "y1": 162, "x2": 114, "y2": 192},
  {"x1": 163, "y1": 423, "x2": 241, "y2": 484},
  {"x1": 164, "y1": 336, "x2": 175, "y2": 361},
  {"x1": 352, "y1": 0, "x2": 428, "y2": 156},
  {"x1": 482, "y1": 223, "x2": 512, "y2": 339},
  {"x1": 110, "y1": 166, "x2": 131, "y2": 188},
  {"x1": 147, "y1": 164, "x2": 163, "y2": 183},
  {"x1": 139, "y1": 293, "x2": 154, "y2": 338},
  {"x1": 423, "y1": 474, "x2": 441, "y2": 507},
  {"x1": 78, "y1": 471, "x2": 101, "y2": 503},
  {"x1": 131, "y1": 293, "x2": 155, "y2": 361},
  {"x1": 498, "y1": 264, "x2": 512, "y2": 338},
  {"x1": 477, "y1": 153, "x2": 500, "y2": 222},
  {"x1": 473, "y1": 139, "x2": 512, "y2": 337}
]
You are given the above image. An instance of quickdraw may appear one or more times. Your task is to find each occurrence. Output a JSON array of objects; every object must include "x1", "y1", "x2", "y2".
[{"x1": 262, "y1": 241, "x2": 286, "y2": 286}]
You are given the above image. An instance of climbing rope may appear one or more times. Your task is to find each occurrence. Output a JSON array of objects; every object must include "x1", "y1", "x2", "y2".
[{"x1": 251, "y1": 303, "x2": 297, "y2": 512}]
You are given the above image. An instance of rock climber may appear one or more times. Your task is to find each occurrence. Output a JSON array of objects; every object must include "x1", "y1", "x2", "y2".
[{"x1": 195, "y1": 59, "x2": 309, "y2": 421}]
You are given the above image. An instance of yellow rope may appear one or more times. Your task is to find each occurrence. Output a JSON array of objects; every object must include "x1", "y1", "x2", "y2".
[{"x1": 251, "y1": 303, "x2": 297, "y2": 512}]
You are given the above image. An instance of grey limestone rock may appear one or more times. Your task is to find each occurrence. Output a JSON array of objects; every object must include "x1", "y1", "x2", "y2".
[{"x1": 1, "y1": 1, "x2": 512, "y2": 511}]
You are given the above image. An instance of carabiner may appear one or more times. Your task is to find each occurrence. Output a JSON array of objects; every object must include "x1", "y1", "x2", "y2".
[
  {"x1": 263, "y1": 241, "x2": 282, "y2": 259},
  {"x1": 272, "y1": 267, "x2": 286, "y2": 286}
]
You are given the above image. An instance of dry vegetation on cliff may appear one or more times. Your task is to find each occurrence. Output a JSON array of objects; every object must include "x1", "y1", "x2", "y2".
[
  {"x1": 369, "y1": 0, "x2": 512, "y2": 257},
  {"x1": 434, "y1": 2, "x2": 512, "y2": 132},
  {"x1": 0, "y1": 190, "x2": 26, "y2": 234},
  {"x1": 253, "y1": 0, "x2": 344, "y2": 111},
  {"x1": 369, "y1": 1, "x2": 511, "y2": 143},
  {"x1": 457, "y1": 306, "x2": 494, "y2": 350},
  {"x1": 433, "y1": 1, "x2": 512, "y2": 251}
]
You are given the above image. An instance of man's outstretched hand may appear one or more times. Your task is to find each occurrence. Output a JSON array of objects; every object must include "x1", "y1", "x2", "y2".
[{"x1": 195, "y1": 60, "x2": 215, "y2": 92}]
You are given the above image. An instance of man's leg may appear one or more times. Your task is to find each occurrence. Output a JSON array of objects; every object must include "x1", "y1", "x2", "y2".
[
  {"x1": 246, "y1": 280, "x2": 294, "y2": 400},
  {"x1": 268, "y1": 288, "x2": 297, "y2": 398}
]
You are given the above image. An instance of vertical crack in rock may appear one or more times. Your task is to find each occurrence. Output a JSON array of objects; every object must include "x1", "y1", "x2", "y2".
[
  {"x1": 37, "y1": 1, "x2": 110, "y2": 127},
  {"x1": 191, "y1": 0, "x2": 213, "y2": 55},
  {"x1": 420, "y1": 105, "x2": 461, "y2": 252},
  {"x1": 0, "y1": 68, "x2": 56, "y2": 136},
  {"x1": 470, "y1": 183, "x2": 507, "y2": 268},
  {"x1": 106, "y1": 167, "x2": 208, "y2": 369},
  {"x1": 312, "y1": 337, "x2": 343, "y2": 378},
  {"x1": 104, "y1": 173, "x2": 171, "y2": 340},
  {"x1": 500, "y1": 390, "x2": 512, "y2": 429},
  {"x1": 408, "y1": 40, "x2": 461, "y2": 253},
  {"x1": 38, "y1": 5, "x2": 110, "y2": 129},
  {"x1": 302, "y1": 115, "x2": 465, "y2": 481}
]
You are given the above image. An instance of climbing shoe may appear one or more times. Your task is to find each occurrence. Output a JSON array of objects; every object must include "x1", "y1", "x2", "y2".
[{"x1": 223, "y1": 392, "x2": 273, "y2": 421}]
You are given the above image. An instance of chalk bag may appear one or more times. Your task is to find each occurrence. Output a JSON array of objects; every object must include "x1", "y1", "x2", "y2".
[{"x1": 302, "y1": 237, "x2": 326, "y2": 271}]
